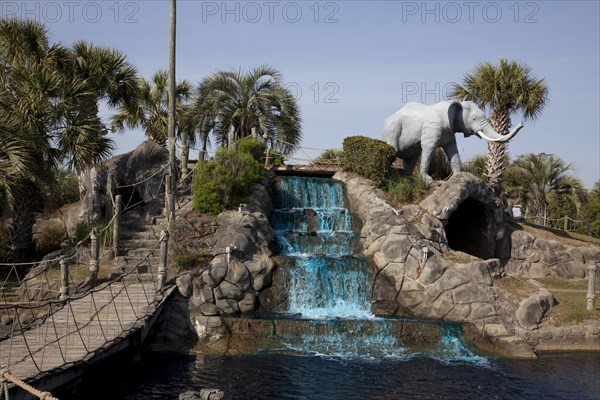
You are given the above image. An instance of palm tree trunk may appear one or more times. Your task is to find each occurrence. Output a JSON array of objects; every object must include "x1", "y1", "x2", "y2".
[
  {"x1": 7, "y1": 179, "x2": 40, "y2": 262},
  {"x1": 486, "y1": 105, "x2": 511, "y2": 195}
]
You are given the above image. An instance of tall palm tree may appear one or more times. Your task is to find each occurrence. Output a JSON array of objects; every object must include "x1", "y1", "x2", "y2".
[
  {"x1": 0, "y1": 19, "x2": 137, "y2": 260},
  {"x1": 112, "y1": 70, "x2": 193, "y2": 146},
  {"x1": 504, "y1": 153, "x2": 585, "y2": 225},
  {"x1": 193, "y1": 65, "x2": 302, "y2": 155},
  {"x1": 451, "y1": 59, "x2": 549, "y2": 194}
]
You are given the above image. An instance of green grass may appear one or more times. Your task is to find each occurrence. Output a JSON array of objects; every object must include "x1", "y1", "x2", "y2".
[{"x1": 544, "y1": 291, "x2": 600, "y2": 325}]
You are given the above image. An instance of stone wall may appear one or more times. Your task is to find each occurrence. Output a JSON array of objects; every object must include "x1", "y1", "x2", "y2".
[
  {"x1": 190, "y1": 173, "x2": 277, "y2": 317},
  {"x1": 334, "y1": 171, "x2": 600, "y2": 358},
  {"x1": 508, "y1": 230, "x2": 600, "y2": 279}
]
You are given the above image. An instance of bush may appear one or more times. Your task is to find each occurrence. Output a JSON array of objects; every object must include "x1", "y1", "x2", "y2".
[
  {"x1": 313, "y1": 149, "x2": 344, "y2": 166},
  {"x1": 266, "y1": 150, "x2": 284, "y2": 166},
  {"x1": 173, "y1": 250, "x2": 213, "y2": 271},
  {"x1": 34, "y1": 220, "x2": 67, "y2": 255},
  {"x1": 193, "y1": 148, "x2": 264, "y2": 215},
  {"x1": 342, "y1": 136, "x2": 396, "y2": 186},
  {"x1": 238, "y1": 137, "x2": 266, "y2": 163},
  {"x1": 385, "y1": 174, "x2": 428, "y2": 206},
  {"x1": 74, "y1": 220, "x2": 113, "y2": 247}
]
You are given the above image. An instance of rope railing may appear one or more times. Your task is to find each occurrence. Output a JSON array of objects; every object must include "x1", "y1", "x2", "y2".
[
  {"x1": 526, "y1": 214, "x2": 592, "y2": 236},
  {"x1": 0, "y1": 231, "x2": 172, "y2": 398}
]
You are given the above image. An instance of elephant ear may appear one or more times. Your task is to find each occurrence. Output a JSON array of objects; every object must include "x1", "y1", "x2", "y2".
[{"x1": 448, "y1": 101, "x2": 464, "y2": 133}]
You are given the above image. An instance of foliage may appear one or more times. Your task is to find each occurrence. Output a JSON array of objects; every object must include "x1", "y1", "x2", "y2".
[
  {"x1": 237, "y1": 137, "x2": 266, "y2": 163},
  {"x1": 112, "y1": 70, "x2": 192, "y2": 146},
  {"x1": 74, "y1": 220, "x2": 113, "y2": 247},
  {"x1": 173, "y1": 250, "x2": 213, "y2": 271},
  {"x1": 0, "y1": 19, "x2": 137, "y2": 260},
  {"x1": 342, "y1": 136, "x2": 396, "y2": 186},
  {"x1": 192, "y1": 65, "x2": 302, "y2": 155},
  {"x1": 313, "y1": 149, "x2": 344, "y2": 166},
  {"x1": 193, "y1": 149, "x2": 264, "y2": 215},
  {"x1": 266, "y1": 150, "x2": 284, "y2": 166},
  {"x1": 504, "y1": 153, "x2": 585, "y2": 226},
  {"x1": 451, "y1": 58, "x2": 549, "y2": 194},
  {"x1": 41, "y1": 169, "x2": 80, "y2": 212},
  {"x1": 34, "y1": 221, "x2": 67, "y2": 255},
  {"x1": 583, "y1": 181, "x2": 600, "y2": 238},
  {"x1": 462, "y1": 154, "x2": 488, "y2": 181},
  {"x1": 385, "y1": 173, "x2": 428, "y2": 206}
]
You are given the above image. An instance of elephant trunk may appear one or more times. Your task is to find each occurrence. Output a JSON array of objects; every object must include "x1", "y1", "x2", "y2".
[{"x1": 478, "y1": 121, "x2": 524, "y2": 143}]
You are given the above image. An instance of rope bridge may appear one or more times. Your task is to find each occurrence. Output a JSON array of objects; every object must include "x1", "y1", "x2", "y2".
[{"x1": 0, "y1": 164, "x2": 177, "y2": 400}]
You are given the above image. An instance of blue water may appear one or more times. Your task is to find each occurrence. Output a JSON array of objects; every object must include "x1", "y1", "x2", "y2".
[
  {"x1": 63, "y1": 351, "x2": 600, "y2": 400},
  {"x1": 61, "y1": 176, "x2": 600, "y2": 399},
  {"x1": 273, "y1": 176, "x2": 371, "y2": 320}
]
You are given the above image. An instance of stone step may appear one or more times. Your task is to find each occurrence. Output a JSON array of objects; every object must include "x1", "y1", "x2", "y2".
[
  {"x1": 125, "y1": 248, "x2": 160, "y2": 258},
  {"x1": 120, "y1": 228, "x2": 161, "y2": 241},
  {"x1": 120, "y1": 238, "x2": 160, "y2": 249}
]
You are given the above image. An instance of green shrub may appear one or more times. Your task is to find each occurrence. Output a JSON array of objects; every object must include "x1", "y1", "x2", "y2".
[
  {"x1": 313, "y1": 149, "x2": 344, "y2": 166},
  {"x1": 266, "y1": 150, "x2": 284, "y2": 166},
  {"x1": 74, "y1": 220, "x2": 113, "y2": 247},
  {"x1": 238, "y1": 137, "x2": 267, "y2": 163},
  {"x1": 385, "y1": 174, "x2": 428, "y2": 206},
  {"x1": 34, "y1": 221, "x2": 67, "y2": 255},
  {"x1": 342, "y1": 136, "x2": 396, "y2": 186},
  {"x1": 173, "y1": 250, "x2": 213, "y2": 270},
  {"x1": 193, "y1": 148, "x2": 264, "y2": 215}
]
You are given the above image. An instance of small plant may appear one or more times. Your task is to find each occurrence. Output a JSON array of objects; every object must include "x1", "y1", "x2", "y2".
[
  {"x1": 193, "y1": 148, "x2": 264, "y2": 215},
  {"x1": 313, "y1": 149, "x2": 344, "y2": 166},
  {"x1": 74, "y1": 220, "x2": 113, "y2": 247},
  {"x1": 173, "y1": 250, "x2": 213, "y2": 271},
  {"x1": 343, "y1": 136, "x2": 396, "y2": 186},
  {"x1": 237, "y1": 137, "x2": 266, "y2": 163},
  {"x1": 385, "y1": 173, "x2": 428, "y2": 206},
  {"x1": 34, "y1": 221, "x2": 68, "y2": 255}
]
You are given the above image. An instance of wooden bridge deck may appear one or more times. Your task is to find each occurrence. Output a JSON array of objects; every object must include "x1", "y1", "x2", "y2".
[{"x1": 0, "y1": 278, "x2": 173, "y2": 389}]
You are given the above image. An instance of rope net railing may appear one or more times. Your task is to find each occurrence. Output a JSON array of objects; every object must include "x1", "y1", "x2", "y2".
[
  {"x1": 0, "y1": 160, "x2": 177, "y2": 398},
  {"x1": 525, "y1": 215, "x2": 592, "y2": 234},
  {"x1": 0, "y1": 234, "x2": 170, "y2": 394}
]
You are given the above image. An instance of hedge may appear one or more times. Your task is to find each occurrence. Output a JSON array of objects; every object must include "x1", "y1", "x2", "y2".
[{"x1": 342, "y1": 136, "x2": 397, "y2": 186}]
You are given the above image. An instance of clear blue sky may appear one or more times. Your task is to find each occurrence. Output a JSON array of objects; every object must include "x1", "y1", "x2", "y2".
[{"x1": 8, "y1": 0, "x2": 599, "y2": 189}]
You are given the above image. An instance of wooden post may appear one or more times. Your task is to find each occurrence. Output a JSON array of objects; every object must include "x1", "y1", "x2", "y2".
[
  {"x1": 587, "y1": 262, "x2": 597, "y2": 311},
  {"x1": 89, "y1": 227, "x2": 100, "y2": 285},
  {"x1": 113, "y1": 194, "x2": 122, "y2": 257},
  {"x1": 563, "y1": 215, "x2": 569, "y2": 231},
  {"x1": 158, "y1": 230, "x2": 169, "y2": 288},
  {"x1": 60, "y1": 257, "x2": 69, "y2": 300},
  {"x1": 165, "y1": 174, "x2": 175, "y2": 224},
  {"x1": 180, "y1": 132, "x2": 189, "y2": 179},
  {"x1": 106, "y1": 172, "x2": 115, "y2": 220}
]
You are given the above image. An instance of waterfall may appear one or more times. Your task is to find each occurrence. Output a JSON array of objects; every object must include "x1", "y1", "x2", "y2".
[
  {"x1": 273, "y1": 176, "x2": 373, "y2": 319},
  {"x1": 268, "y1": 175, "x2": 484, "y2": 361}
]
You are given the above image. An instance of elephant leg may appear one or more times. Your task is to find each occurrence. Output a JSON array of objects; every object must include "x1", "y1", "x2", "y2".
[
  {"x1": 419, "y1": 146, "x2": 435, "y2": 184},
  {"x1": 403, "y1": 156, "x2": 418, "y2": 177},
  {"x1": 443, "y1": 140, "x2": 462, "y2": 175}
]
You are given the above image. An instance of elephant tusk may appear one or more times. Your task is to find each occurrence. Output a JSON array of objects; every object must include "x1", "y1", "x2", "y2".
[
  {"x1": 477, "y1": 130, "x2": 505, "y2": 142},
  {"x1": 478, "y1": 121, "x2": 525, "y2": 143}
]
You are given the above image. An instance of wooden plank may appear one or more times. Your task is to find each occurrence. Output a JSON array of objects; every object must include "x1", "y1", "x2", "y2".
[{"x1": 0, "y1": 281, "x2": 171, "y2": 384}]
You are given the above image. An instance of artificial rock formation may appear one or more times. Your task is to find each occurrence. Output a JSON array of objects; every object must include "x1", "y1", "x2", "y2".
[
  {"x1": 334, "y1": 171, "x2": 599, "y2": 357},
  {"x1": 190, "y1": 174, "x2": 277, "y2": 317}
]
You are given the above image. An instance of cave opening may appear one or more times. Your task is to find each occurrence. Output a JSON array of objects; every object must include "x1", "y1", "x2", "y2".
[{"x1": 445, "y1": 197, "x2": 492, "y2": 259}]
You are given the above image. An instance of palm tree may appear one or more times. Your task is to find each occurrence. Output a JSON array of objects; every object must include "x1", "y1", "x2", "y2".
[
  {"x1": 451, "y1": 59, "x2": 549, "y2": 194},
  {"x1": 193, "y1": 65, "x2": 302, "y2": 155},
  {"x1": 112, "y1": 70, "x2": 193, "y2": 146},
  {"x1": 0, "y1": 19, "x2": 137, "y2": 260},
  {"x1": 504, "y1": 153, "x2": 585, "y2": 225}
]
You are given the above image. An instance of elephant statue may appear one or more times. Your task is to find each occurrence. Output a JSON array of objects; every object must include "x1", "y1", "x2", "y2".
[{"x1": 382, "y1": 101, "x2": 524, "y2": 184}]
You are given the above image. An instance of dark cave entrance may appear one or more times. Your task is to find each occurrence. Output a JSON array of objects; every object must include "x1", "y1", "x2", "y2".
[{"x1": 445, "y1": 197, "x2": 493, "y2": 259}]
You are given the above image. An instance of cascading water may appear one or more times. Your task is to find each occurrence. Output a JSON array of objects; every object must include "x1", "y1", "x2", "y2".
[
  {"x1": 273, "y1": 176, "x2": 374, "y2": 319},
  {"x1": 271, "y1": 175, "x2": 486, "y2": 362}
]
